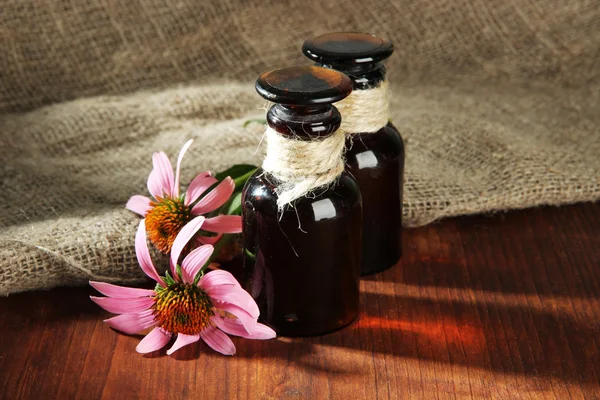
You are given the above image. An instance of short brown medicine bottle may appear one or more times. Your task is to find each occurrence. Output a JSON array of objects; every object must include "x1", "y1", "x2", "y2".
[
  {"x1": 303, "y1": 32, "x2": 405, "y2": 275},
  {"x1": 241, "y1": 66, "x2": 362, "y2": 336}
]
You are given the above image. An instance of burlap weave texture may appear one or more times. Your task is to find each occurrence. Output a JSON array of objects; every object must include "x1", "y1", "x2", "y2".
[{"x1": 1, "y1": 0, "x2": 599, "y2": 295}]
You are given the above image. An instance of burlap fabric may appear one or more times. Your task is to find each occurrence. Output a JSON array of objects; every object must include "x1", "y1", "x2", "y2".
[{"x1": 1, "y1": 0, "x2": 599, "y2": 296}]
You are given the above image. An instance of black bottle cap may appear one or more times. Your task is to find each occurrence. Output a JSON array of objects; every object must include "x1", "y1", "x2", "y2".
[
  {"x1": 302, "y1": 32, "x2": 393, "y2": 65},
  {"x1": 255, "y1": 66, "x2": 352, "y2": 105}
]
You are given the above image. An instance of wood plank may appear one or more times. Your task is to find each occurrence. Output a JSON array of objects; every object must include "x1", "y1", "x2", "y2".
[{"x1": 1, "y1": 203, "x2": 598, "y2": 399}]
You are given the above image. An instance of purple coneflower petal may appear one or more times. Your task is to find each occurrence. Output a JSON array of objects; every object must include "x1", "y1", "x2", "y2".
[
  {"x1": 104, "y1": 309, "x2": 156, "y2": 335},
  {"x1": 126, "y1": 195, "x2": 153, "y2": 216},
  {"x1": 170, "y1": 216, "x2": 206, "y2": 274},
  {"x1": 91, "y1": 296, "x2": 154, "y2": 314},
  {"x1": 152, "y1": 152, "x2": 175, "y2": 198},
  {"x1": 135, "y1": 220, "x2": 166, "y2": 286},
  {"x1": 198, "y1": 270, "x2": 241, "y2": 288},
  {"x1": 89, "y1": 281, "x2": 155, "y2": 298},
  {"x1": 136, "y1": 327, "x2": 172, "y2": 354},
  {"x1": 166, "y1": 333, "x2": 200, "y2": 355},
  {"x1": 204, "y1": 285, "x2": 259, "y2": 319},
  {"x1": 212, "y1": 316, "x2": 276, "y2": 340},
  {"x1": 147, "y1": 169, "x2": 164, "y2": 200},
  {"x1": 213, "y1": 302, "x2": 257, "y2": 333},
  {"x1": 201, "y1": 215, "x2": 242, "y2": 234},
  {"x1": 185, "y1": 173, "x2": 218, "y2": 206},
  {"x1": 181, "y1": 245, "x2": 214, "y2": 284},
  {"x1": 195, "y1": 233, "x2": 223, "y2": 246},
  {"x1": 191, "y1": 177, "x2": 235, "y2": 215},
  {"x1": 174, "y1": 139, "x2": 193, "y2": 197},
  {"x1": 200, "y1": 326, "x2": 236, "y2": 356}
]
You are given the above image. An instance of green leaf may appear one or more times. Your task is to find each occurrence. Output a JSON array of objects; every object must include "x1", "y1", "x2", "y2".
[
  {"x1": 232, "y1": 167, "x2": 257, "y2": 190},
  {"x1": 243, "y1": 118, "x2": 266, "y2": 128},
  {"x1": 216, "y1": 191, "x2": 242, "y2": 217},
  {"x1": 215, "y1": 164, "x2": 257, "y2": 182},
  {"x1": 244, "y1": 248, "x2": 256, "y2": 259},
  {"x1": 209, "y1": 164, "x2": 256, "y2": 218},
  {"x1": 226, "y1": 192, "x2": 243, "y2": 215}
]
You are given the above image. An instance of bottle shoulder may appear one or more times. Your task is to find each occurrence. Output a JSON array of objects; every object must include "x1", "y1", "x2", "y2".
[
  {"x1": 385, "y1": 122, "x2": 404, "y2": 143},
  {"x1": 242, "y1": 169, "x2": 362, "y2": 217},
  {"x1": 345, "y1": 123, "x2": 405, "y2": 168}
]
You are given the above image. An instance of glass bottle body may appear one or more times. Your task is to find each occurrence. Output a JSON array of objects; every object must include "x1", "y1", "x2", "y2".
[
  {"x1": 345, "y1": 122, "x2": 404, "y2": 275},
  {"x1": 324, "y1": 64, "x2": 405, "y2": 275},
  {"x1": 241, "y1": 169, "x2": 362, "y2": 336}
]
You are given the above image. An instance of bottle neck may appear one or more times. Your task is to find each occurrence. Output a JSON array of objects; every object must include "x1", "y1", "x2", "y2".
[
  {"x1": 262, "y1": 104, "x2": 346, "y2": 208},
  {"x1": 266, "y1": 104, "x2": 342, "y2": 139},
  {"x1": 318, "y1": 62, "x2": 387, "y2": 90},
  {"x1": 326, "y1": 63, "x2": 390, "y2": 134}
]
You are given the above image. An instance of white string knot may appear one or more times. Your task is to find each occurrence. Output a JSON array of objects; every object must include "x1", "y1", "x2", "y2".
[
  {"x1": 261, "y1": 126, "x2": 345, "y2": 209},
  {"x1": 335, "y1": 79, "x2": 390, "y2": 134}
]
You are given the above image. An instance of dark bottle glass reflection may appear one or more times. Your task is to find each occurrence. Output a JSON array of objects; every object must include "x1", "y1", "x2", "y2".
[
  {"x1": 242, "y1": 66, "x2": 362, "y2": 336},
  {"x1": 303, "y1": 32, "x2": 405, "y2": 275},
  {"x1": 242, "y1": 170, "x2": 361, "y2": 336},
  {"x1": 345, "y1": 123, "x2": 404, "y2": 275}
]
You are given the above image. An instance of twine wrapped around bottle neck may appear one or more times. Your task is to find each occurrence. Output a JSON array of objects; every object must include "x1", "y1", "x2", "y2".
[
  {"x1": 335, "y1": 79, "x2": 390, "y2": 134},
  {"x1": 261, "y1": 126, "x2": 346, "y2": 209}
]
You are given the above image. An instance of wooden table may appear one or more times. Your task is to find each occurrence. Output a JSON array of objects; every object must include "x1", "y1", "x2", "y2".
[{"x1": 1, "y1": 203, "x2": 599, "y2": 399}]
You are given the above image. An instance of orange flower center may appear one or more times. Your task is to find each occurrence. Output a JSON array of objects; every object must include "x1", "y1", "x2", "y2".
[
  {"x1": 145, "y1": 196, "x2": 192, "y2": 253},
  {"x1": 153, "y1": 283, "x2": 213, "y2": 335}
]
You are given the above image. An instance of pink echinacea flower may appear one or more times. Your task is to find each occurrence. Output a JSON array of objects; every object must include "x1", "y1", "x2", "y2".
[
  {"x1": 126, "y1": 139, "x2": 241, "y2": 253},
  {"x1": 90, "y1": 217, "x2": 275, "y2": 355}
]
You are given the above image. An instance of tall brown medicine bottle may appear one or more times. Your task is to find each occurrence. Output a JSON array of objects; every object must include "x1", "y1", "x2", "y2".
[
  {"x1": 241, "y1": 66, "x2": 362, "y2": 336},
  {"x1": 303, "y1": 32, "x2": 405, "y2": 275}
]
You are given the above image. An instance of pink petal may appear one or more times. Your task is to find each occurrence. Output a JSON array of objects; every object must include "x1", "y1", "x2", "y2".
[
  {"x1": 191, "y1": 177, "x2": 235, "y2": 215},
  {"x1": 104, "y1": 309, "x2": 156, "y2": 335},
  {"x1": 89, "y1": 281, "x2": 155, "y2": 298},
  {"x1": 166, "y1": 333, "x2": 200, "y2": 355},
  {"x1": 200, "y1": 326, "x2": 236, "y2": 355},
  {"x1": 126, "y1": 195, "x2": 153, "y2": 216},
  {"x1": 201, "y1": 215, "x2": 242, "y2": 234},
  {"x1": 198, "y1": 270, "x2": 241, "y2": 289},
  {"x1": 91, "y1": 296, "x2": 154, "y2": 314},
  {"x1": 214, "y1": 302, "x2": 257, "y2": 333},
  {"x1": 152, "y1": 152, "x2": 175, "y2": 198},
  {"x1": 135, "y1": 220, "x2": 166, "y2": 286},
  {"x1": 185, "y1": 173, "x2": 218, "y2": 206},
  {"x1": 196, "y1": 233, "x2": 223, "y2": 245},
  {"x1": 174, "y1": 139, "x2": 193, "y2": 197},
  {"x1": 181, "y1": 245, "x2": 214, "y2": 284},
  {"x1": 250, "y1": 323, "x2": 276, "y2": 340},
  {"x1": 170, "y1": 216, "x2": 206, "y2": 274},
  {"x1": 212, "y1": 316, "x2": 276, "y2": 340},
  {"x1": 204, "y1": 285, "x2": 259, "y2": 319},
  {"x1": 147, "y1": 169, "x2": 164, "y2": 200},
  {"x1": 136, "y1": 327, "x2": 172, "y2": 354}
]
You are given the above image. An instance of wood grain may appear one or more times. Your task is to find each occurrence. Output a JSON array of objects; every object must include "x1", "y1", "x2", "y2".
[{"x1": 1, "y1": 203, "x2": 599, "y2": 399}]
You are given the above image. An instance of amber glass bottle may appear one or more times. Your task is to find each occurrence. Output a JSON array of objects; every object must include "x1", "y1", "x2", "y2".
[
  {"x1": 241, "y1": 66, "x2": 362, "y2": 336},
  {"x1": 303, "y1": 32, "x2": 405, "y2": 276}
]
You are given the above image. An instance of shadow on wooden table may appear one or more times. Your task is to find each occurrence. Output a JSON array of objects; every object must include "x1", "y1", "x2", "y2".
[
  {"x1": 1, "y1": 275, "x2": 598, "y2": 392},
  {"x1": 342, "y1": 291, "x2": 600, "y2": 384},
  {"x1": 3, "y1": 275, "x2": 599, "y2": 381},
  {"x1": 166, "y1": 287, "x2": 600, "y2": 384}
]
